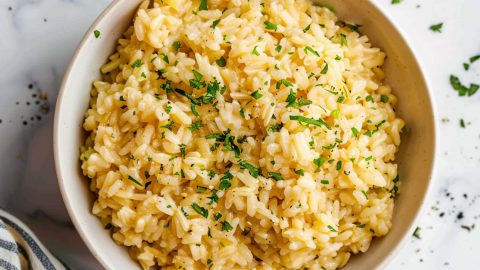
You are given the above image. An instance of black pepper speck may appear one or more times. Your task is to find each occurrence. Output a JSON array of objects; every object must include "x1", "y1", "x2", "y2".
[
  {"x1": 457, "y1": 212, "x2": 464, "y2": 220},
  {"x1": 22, "y1": 121, "x2": 27, "y2": 126}
]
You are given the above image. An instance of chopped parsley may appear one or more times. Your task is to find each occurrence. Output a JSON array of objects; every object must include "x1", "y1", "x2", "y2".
[
  {"x1": 330, "y1": 109, "x2": 340, "y2": 119},
  {"x1": 199, "y1": 0, "x2": 208, "y2": 11},
  {"x1": 470, "y1": 55, "x2": 480, "y2": 63},
  {"x1": 294, "y1": 169, "x2": 304, "y2": 176},
  {"x1": 303, "y1": 24, "x2": 311, "y2": 33},
  {"x1": 239, "y1": 160, "x2": 261, "y2": 178},
  {"x1": 268, "y1": 172, "x2": 283, "y2": 181},
  {"x1": 362, "y1": 190, "x2": 368, "y2": 199},
  {"x1": 275, "y1": 45, "x2": 282, "y2": 52},
  {"x1": 380, "y1": 95, "x2": 389, "y2": 103},
  {"x1": 320, "y1": 61, "x2": 329, "y2": 74},
  {"x1": 268, "y1": 123, "x2": 283, "y2": 132},
  {"x1": 304, "y1": 46, "x2": 320, "y2": 57},
  {"x1": 131, "y1": 59, "x2": 144, "y2": 68},
  {"x1": 336, "y1": 161, "x2": 342, "y2": 171},
  {"x1": 460, "y1": 119, "x2": 466, "y2": 128},
  {"x1": 179, "y1": 144, "x2": 186, "y2": 158},
  {"x1": 219, "y1": 172, "x2": 233, "y2": 190},
  {"x1": 216, "y1": 56, "x2": 227, "y2": 67},
  {"x1": 213, "y1": 213, "x2": 222, "y2": 221},
  {"x1": 450, "y1": 75, "x2": 479, "y2": 96},
  {"x1": 208, "y1": 189, "x2": 219, "y2": 205},
  {"x1": 197, "y1": 186, "x2": 208, "y2": 193},
  {"x1": 252, "y1": 45, "x2": 260, "y2": 56},
  {"x1": 345, "y1": 23, "x2": 362, "y2": 34},
  {"x1": 128, "y1": 175, "x2": 142, "y2": 187},
  {"x1": 391, "y1": 0, "x2": 401, "y2": 4},
  {"x1": 276, "y1": 79, "x2": 293, "y2": 89},
  {"x1": 320, "y1": 180, "x2": 329, "y2": 185},
  {"x1": 175, "y1": 89, "x2": 200, "y2": 105},
  {"x1": 327, "y1": 225, "x2": 337, "y2": 232},
  {"x1": 93, "y1": 30, "x2": 100, "y2": 38},
  {"x1": 190, "y1": 70, "x2": 206, "y2": 89},
  {"x1": 211, "y1": 19, "x2": 221, "y2": 29},
  {"x1": 221, "y1": 221, "x2": 233, "y2": 232},
  {"x1": 413, "y1": 227, "x2": 421, "y2": 239},
  {"x1": 251, "y1": 90, "x2": 263, "y2": 99},
  {"x1": 160, "y1": 53, "x2": 169, "y2": 64},
  {"x1": 289, "y1": 115, "x2": 331, "y2": 129},
  {"x1": 351, "y1": 127, "x2": 360, "y2": 137},
  {"x1": 191, "y1": 104, "x2": 199, "y2": 116},
  {"x1": 313, "y1": 157, "x2": 326, "y2": 171},
  {"x1": 264, "y1": 20, "x2": 277, "y2": 31},
  {"x1": 191, "y1": 203, "x2": 208, "y2": 218},
  {"x1": 165, "y1": 104, "x2": 172, "y2": 113},
  {"x1": 339, "y1": 34, "x2": 348, "y2": 46},
  {"x1": 201, "y1": 78, "x2": 224, "y2": 104},
  {"x1": 429, "y1": 23, "x2": 443, "y2": 32},
  {"x1": 172, "y1": 41, "x2": 181, "y2": 51},
  {"x1": 189, "y1": 120, "x2": 203, "y2": 131}
]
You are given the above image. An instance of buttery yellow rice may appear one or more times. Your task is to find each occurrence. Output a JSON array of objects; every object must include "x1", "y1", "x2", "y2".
[{"x1": 80, "y1": 0, "x2": 405, "y2": 269}]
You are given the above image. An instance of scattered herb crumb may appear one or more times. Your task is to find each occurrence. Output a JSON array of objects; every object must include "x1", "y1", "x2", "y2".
[
  {"x1": 413, "y1": 227, "x2": 421, "y2": 239},
  {"x1": 429, "y1": 23, "x2": 443, "y2": 33}
]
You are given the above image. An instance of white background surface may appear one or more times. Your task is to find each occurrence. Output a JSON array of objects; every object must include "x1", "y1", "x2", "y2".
[{"x1": 1, "y1": 0, "x2": 480, "y2": 269}]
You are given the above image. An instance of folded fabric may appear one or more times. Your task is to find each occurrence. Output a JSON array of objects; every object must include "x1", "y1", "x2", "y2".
[{"x1": 0, "y1": 209, "x2": 66, "y2": 270}]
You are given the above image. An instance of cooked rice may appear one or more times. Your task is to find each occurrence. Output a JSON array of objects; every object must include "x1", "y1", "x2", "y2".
[{"x1": 80, "y1": 0, "x2": 405, "y2": 269}]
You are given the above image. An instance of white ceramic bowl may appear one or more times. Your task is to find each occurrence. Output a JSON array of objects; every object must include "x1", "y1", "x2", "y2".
[{"x1": 54, "y1": 0, "x2": 436, "y2": 269}]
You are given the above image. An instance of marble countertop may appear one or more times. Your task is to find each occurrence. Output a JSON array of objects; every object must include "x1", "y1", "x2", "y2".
[{"x1": 1, "y1": 0, "x2": 480, "y2": 269}]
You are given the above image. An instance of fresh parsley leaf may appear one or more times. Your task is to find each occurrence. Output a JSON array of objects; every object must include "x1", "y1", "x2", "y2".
[
  {"x1": 429, "y1": 23, "x2": 443, "y2": 32},
  {"x1": 221, "y1": 221, "x2": 233, "y2": 232},
  {"x1": 327, "y1": 225, "x2": 337, "y2": 232},
  {"x1": 320, "y1": 61, "x2": 328, "y2": 74},
  {"x1": 239, "y1": 160, "x2": 261, "y2": 178},
  {"x1": 275, "y1": 45, "x2": 282, "y2": 53},
  {"x1": 216, "y1": 56, "x2": 226, "y2": 67},
  {"x1": 336, "y1": 160, "x2": 342, "y2": 171},
  {"x1": 269, "y1": 123, "x2": 283, "y2": 132},
  {"x1": 303, "y1": 24, "x2": 311, "y2": 33},
  {"x1": 252, "y1": 45, "x2": 260, "y2": 56},
  {"x1": 251, "y1": 90, "x2": 263, "y2": 99},
  {"x1": 172, "y1": 41, "x2": 181, "y2": 51},
  {"x1": 351, "y1": 127, "x2": 360, "y2": 137},
  {"x1": 380, "y1": 95, "x2": 389, "y2": 103},
  {"x1": 470, "y1": 55, "x2": 480, "y2": 63},
  {"x1": 264, "y1": 20, "x2": 277, "y2": 31},
  {"x1": 131, "y1": 59, "x2": 144, "y2": 68},
  {"x1": 391, "y1": 0, "x2": 401, "y2": 4},
  {"x1": 93, "y1": 30, "x2": 101, "y2": 38},
  {"x1": 413, "y1": 227, "x2": 421, "y2": 239},
  {"x1": 199, "y1": 0, "x2": 208, "y2": 11},
  {"x1": 450, "y1": 75, "x2": 479, "y2": 96},
  {"x1": 460, "y1": 119, "x2": 466, "y2": 128},
  {"x1": 268, "y1": 172, "x2": 283, "y2": 181},
  {"x1": 304, "y1": 46, "x2": 320, "y2": 57},
  {"x1": 211, "y1": 19, "x2": 221, "y2": 29},
  {"x1": 289, "y1": 115, "x2": 331, "y2": 129},
  {"x1": 189, "y1": 120, "x2": 203, "y2": 131},
  {"x1": 128, "y1": 175, "x2": 142, "y2": 187},
  {"x1": 339, "y1": 34, "x2": 348, "y2": 46},
  {"x1": 191, "y1": 203, "x2": 208, "y2": 218}
]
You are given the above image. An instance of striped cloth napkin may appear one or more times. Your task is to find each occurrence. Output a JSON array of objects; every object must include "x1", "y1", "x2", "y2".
[{"x1": 0, "y1": 209, "x2": 66, "y2": 270}]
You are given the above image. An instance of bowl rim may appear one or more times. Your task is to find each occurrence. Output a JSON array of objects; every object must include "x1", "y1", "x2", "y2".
[
  {"x1": 53, "y1": 1, "x2": 438, "y2": 269},
  {"x1": 53, "y1": 0, "x2": 133, "y2": 269}
]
